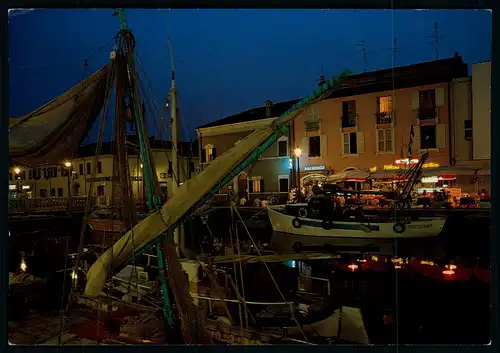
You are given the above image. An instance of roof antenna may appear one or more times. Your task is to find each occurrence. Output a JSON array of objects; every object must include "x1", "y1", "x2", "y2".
[
  {"x1": 356, "y1": 40, "x2": 367, "y2": 72},
  {"x1": 428, "y1": 22, "x2": 440, "y2": 60},
  {"x1": 318, "y1": 64, "x2": 326, "y2": 86}
]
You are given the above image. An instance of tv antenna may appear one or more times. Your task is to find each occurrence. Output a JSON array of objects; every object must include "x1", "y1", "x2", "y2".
[{"x1": 356, "y1": 40, "x2": 367, "y2": 72}]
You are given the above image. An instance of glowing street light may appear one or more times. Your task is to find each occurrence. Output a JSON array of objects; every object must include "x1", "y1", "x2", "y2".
[
  {"x1": 294, "y1": 147, "x2": 302, "y2": 201},
  {"x1": 64, "y1": 161, "x2": 72, "y2": 168},
  {"x1": 14, "y1": 167, "x2": 20, "y2": 174},
  {"x1": 20, "y1": 259, "x2": 27, "y2": 272}
]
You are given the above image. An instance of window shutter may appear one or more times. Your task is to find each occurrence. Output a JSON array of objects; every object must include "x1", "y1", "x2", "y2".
[
  {"x1": 201, "y1": 149, "x2": 206, "y2": 163},
  {"x1": 414, "y1": 126, "x2": 421, "y2": 150},
  {"x1": 212, "y1": 148, "x2": 217, "y2": 160},
  {"x1": 435, "y1": 87, "x2": 445, "y2": 107},
  {"x1": 301, "y1": 137, "x2": 309, "y2": 157},
  {"x1": 376, "y1": 130, "x2": 381, "y2": 153},
  {"x1": 357, "y1": 132, "x2": 365, "y2": 154},
  {"x1": 320, "y1": 135, "x2": 327, "y2": 157},
  {"x1": 248, "y1": 180, "x2": 253, "y2": 193},
  {"x1": 260, "y1": 179, "x2": 265, "y2": 192},
  {"x1": 411, "y1": 91, "x2": 420, "y2": 110},
  {"x1": 436, "y1": 124, "x2": 446, "y2": 149}
]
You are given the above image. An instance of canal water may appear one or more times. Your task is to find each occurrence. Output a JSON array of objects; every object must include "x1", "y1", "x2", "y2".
[{"x1": 8, "y1": 207, "x2": 491, "y2": 344}]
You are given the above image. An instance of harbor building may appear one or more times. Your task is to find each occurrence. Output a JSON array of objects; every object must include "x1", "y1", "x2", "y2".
[
  {"x1": 196, "y1": 99, "x2": 299, "y2": 204},
  {"x1": 291, "y1": 54, "x2": 489, "y2": 195},
  {"x1": 8, "y1": 137, "x2": 199, "y2": 211}
]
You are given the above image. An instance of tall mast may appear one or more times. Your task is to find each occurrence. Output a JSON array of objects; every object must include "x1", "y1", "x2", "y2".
[
  {"x1": 115, "y1": 8, "x2": 174, "y2": 326},
  {"x1": 168, "y1": 37, "x2": 182, "y2": 255}
]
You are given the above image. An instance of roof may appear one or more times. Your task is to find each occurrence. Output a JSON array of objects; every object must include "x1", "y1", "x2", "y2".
[
  {"x1": 196, "y1": 55, "x2": 468, "y2": 130},
  {"x1": 324, "y1": 55, "x2": 468, "y2": 99},
  {"x1": 76, "y1": 136, "x2": 199, "y2": 158},
  {"x1": 196, "y1": 98, "x2": 300, "y2": 129}
]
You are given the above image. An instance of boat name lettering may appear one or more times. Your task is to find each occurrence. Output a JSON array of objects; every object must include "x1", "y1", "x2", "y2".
[
  {"x1": 408, "y1": 224, "x2": 432, "y2": 229},
  {"x1": 304, "y1": 165, "x2": 325, "y2": 171}
]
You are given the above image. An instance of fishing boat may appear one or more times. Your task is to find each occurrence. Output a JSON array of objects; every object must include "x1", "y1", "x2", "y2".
[
  {"x1": 267, "y1": 153, "x2": 446, "y2": 254},
  {"x1": 267, "y1": 204, "x2": 446, "y2": 239}
]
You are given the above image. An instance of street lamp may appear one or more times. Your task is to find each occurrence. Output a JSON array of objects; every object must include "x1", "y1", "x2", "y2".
[
  {"x1": 63, "y1": 161, "x2": 72, "y2": 200},
  {"x1": 294, "y1": 147, "x2": 302, "y2": 201},
  {"x1": 14, "y1": 167, "x2": 20, "y2": 174}
]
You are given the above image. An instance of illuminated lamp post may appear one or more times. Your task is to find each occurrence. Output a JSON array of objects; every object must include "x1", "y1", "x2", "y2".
[
  {"x1": 64, "y1": 161, "x2": 72, "y2": 207},
  {"x1": 294, "y1": 147, "x2": 302, "y2": 201}
]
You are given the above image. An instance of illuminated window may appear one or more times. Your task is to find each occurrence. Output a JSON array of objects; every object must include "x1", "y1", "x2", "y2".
[
  {"x1": 248, "y1": 178, "x2": 263, "y2": 193},
  {"x1": 377, "y1": 96, "x2": 392, "y2": 113},
  {"x1": 202, "y1": 144, "x2": 216, "y2": 163},
  {"x1": 377, "y1": 129, "x2": 393, "y2": 152}
]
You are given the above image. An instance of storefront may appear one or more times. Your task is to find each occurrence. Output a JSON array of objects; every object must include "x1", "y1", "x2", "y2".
[{"x1": 299, "y1": 166, "x2": 370, "y2": 192}]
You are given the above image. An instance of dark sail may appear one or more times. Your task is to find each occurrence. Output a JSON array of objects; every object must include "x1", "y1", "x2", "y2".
[{"x1": 9, "y1": 64, "x2": 113, "y2": 166}]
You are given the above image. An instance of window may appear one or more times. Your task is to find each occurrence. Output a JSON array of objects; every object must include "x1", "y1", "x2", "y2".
[
  {"x1": 418, "y1": 89, "x2": 436, "y2": 120},
  {"x1": 278, "y1": 176, "x2": 289, "y2": 193},
  {"x1": 376, "y1": 96, "x2": 393, "y2": 124},
  {"x1": 309, "y1": 136, "x2": 321, "y2": 157},
  {"x1": 79, "y1": 163, "x2": 84, "y2": 176},
  {"x1": 21, "y1": 171, "x2": 26, "y2": 180},
  {"x1": 342, "y1": 100, "x2": 357, "y2": 127},
  {"x1": 97, "y1": 161, "x2": 102, "y2": 174},
  {"x1": 40, "y1": 189, "x2": 48, "y2": 197},
  {"x1": 202, "y1": 145, "x2": 216, "y2": 163},
  {"x1": 86, "y1": 162, "x2": 91, "y2": 175},
  {"x1": 50, "y1": 188, "x2": 56, "y2": 197},
  {"x1": 464, "y1": 120, "x2": 472, "y2": 140},
  {"x1": 342, "y1": 132, "x2": 358, "y2": 155},
  {"x1": 278, "y1": 139, "x2": 288, "y2": 157},
  {"x1": 97, "y1": 185, "x2": 105, "y2": 196},
  {"x1": 248, "y1": 178, "x2": 263, "y2": 193},
  {"x1": 50, "y1": 167, "x2": 58, "y2": 178},
  {"x1": 377, "y1": 129, "x2": 393, "y2": 153},
  {"x1": 377, "y1": 96, "x2": 392, "y2": 113},
  {"x1": 57, "y1": 188, "x2": 63, "y2": 197},
  {"x1": 420, "y1": 125, "x2": 437, "y2": 149},
  {"x1": 28, "y1": 170, "x2": 33, "y2": 180}
]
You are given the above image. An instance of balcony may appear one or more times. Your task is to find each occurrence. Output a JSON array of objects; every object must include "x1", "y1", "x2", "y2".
[
  {"x1": 376, "y1": 112, "x2": 392, "y2": 125},
  {"x1": 341, "y1": 114, "x2": 357, "y2": 128},
  {"x1": 418, "y1": 108, "x2": 437, "y2": 121}
]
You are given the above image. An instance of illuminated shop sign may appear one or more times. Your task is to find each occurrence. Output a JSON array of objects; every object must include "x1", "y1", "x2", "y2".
[
  {"x1": 288, "y1": 159, "x2": 293, "y2": 170},
  {"x1": 9, "y1": 185, "x2": 16, "y2": 190},
  {"x1": 22, "y1": 185, "x2": 31, "y2": 190},
  {"x1": 304, "y1": 165, "x2": 326, "y2": 171},
  {"x1": 421, "y1": 176, "x2": 439, "y2": 183},
  {"x1": 383, "y1": 162, "x2": 439, "y2": 171}
]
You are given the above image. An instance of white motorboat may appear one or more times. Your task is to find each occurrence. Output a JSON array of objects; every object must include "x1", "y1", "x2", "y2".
[{"x1": 267, "y1": 204, "x2": 446, "y2": 239}]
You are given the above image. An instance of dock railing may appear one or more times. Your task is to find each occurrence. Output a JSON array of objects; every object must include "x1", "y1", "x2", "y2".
[{"x1": 8, "y1": 196, "x2": 99, "y2": 214}]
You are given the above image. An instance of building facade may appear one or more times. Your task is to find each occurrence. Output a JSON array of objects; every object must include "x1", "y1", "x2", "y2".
[
  {"x1": 196, "y1": 100, "x2": 299, "y2": 204},
  {"x1": 292, "y1": 55, "x2": 489, "y2": 195},
  {"x1": 8, "y1": 138, "x2": 199, "y2": 206}
]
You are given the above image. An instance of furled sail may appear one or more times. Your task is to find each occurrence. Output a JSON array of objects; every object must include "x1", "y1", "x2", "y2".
[{"x1": 9, "y1": 64, "x2": 113, "y2": 166}]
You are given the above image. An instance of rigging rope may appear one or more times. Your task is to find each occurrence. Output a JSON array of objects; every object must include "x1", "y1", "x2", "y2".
[{"x1": 231, "y1": 202, "x2": 309, "y2": 343}]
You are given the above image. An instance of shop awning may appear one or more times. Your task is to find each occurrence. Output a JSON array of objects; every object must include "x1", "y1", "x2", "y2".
[{"x1": 421, "y1": 166, "x2": 490, "y2": 177}]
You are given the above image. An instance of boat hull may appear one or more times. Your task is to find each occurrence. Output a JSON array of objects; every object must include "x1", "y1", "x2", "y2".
[{"x1": 267, "y1": 205, "x2": 445, "y2": 239}]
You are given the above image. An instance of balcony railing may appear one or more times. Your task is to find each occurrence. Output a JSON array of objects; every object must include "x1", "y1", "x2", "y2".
[
  {"x1": 341, "y1": 114, "x2": 357, "y2": 128},
  {"x1": 418, "y1": 108, "x2": 437, "y2": 120},
  {"x1": 376, "y1": 112, "x2": 392, "y2": 125},
  {"x1": 8, "y1": 196, "x2": 99, "y2": 214}
]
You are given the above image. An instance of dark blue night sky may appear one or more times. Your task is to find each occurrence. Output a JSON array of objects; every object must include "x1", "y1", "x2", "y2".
[{"x1": 8, "y1": 9, "x2": 491, "y2": 142}]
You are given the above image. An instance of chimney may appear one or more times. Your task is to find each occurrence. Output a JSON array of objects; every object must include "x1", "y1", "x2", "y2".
[
  {"x1": 264, "y1": 100, "x2": 273, "y2": 118},
  {"x1": 454, "y1": 52, "x2": 459, "y2": 58},
  {"x1": 318, "y1": 75, "x2": 326, "y2": 87}
]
